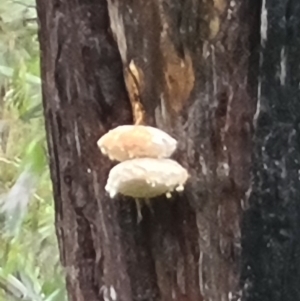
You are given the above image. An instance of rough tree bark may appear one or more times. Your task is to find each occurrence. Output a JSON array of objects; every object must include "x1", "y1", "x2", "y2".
[
  {"x1": 36, "y1": 0, "x2": 300, "y2": 301},
  {"x1": 241, "y1": 1, "x2": 300, "y2": 301}
]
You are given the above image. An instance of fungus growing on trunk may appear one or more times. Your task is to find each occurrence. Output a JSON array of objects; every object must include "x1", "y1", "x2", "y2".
[
  {"x1": 97, "y1": 125, "x2": 177, "y2": 162},
  {"x1": 105, "y1": 158, "x2": 189, "y2": 199}
]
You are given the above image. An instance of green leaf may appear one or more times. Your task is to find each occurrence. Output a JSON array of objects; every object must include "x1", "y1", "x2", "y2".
[
  {"x1": 0, "y1": 65, "x2": 40, "y2": 85},
  {"x1": 19, "y1": 103, "x2": 42, "y2": 121},
  {"x1": 22, "y1": 138, "x2": 46, "y2": 175}
]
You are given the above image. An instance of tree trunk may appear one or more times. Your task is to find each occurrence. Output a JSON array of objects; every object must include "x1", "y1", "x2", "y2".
[
  {"x1": 36, "y1": 0, "x2": 300, "y2": 301},
  {"x1": 241, "y1": 1, "x2": 300, "y2": 301}
]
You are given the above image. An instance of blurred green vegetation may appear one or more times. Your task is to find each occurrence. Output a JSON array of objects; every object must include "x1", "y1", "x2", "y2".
[{"x1": 0, "y1": 0, "x2": 66, "y2": 300}]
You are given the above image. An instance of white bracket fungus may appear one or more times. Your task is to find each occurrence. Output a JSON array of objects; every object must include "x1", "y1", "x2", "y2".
[
  {"x1": 105, "y1": 158, "x2": 189, "y2": 199},
  {"x1": 97, "y1": 125, "x2": 177, "y2": 162},
  {"x1": 97, "y1": 124, "x2": 189, "y2": 209}
]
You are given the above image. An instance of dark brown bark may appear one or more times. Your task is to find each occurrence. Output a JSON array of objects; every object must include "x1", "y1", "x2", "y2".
[
  {"x1": 241, "y1": 1, "x2": 300, "y2": 301},
  {"x1": 36, "y1": 0, "x2": 262, "y2": 301}
]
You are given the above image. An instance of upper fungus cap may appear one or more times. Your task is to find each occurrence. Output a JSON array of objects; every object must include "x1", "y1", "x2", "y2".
[
  {"x1": 105, "y1": 158, "x2": 189, "y2": 199},
  {"x1": 97, "y1": 125, "x2": 177, "y2": 162}
]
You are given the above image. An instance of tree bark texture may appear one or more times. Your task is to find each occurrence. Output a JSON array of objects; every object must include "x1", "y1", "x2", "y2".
[
  {"x1": 241, "y1": 1, "x2": 300, "y2": 301},
  {"x1": 36, "y1": 0, "x2": 300, "y2": 301}
]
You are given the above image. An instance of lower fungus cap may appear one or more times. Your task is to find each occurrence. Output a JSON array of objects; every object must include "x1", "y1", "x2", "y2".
[
  {"x1": 105, "y1": 158, "x2": 189, "y2": 199},
  {"x1": 97, "y1": 125, "x2": 177, "y2": 162}
]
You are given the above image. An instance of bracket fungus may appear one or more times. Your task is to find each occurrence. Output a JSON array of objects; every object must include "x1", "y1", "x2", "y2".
[
  {"x1": 97, "y1": 125, "x2": 177, "y2": 162},
  {"x1": 98, "y1": 124, "x2": 189, "y2": 203},
  {"x1": 105, "y1": 158, "x2": 189, "y2": 199}
]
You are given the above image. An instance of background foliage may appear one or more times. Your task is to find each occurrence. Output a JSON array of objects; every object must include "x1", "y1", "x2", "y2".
[{"x1": 0, "y1": 1, "x2": 66, "y2": 300}]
